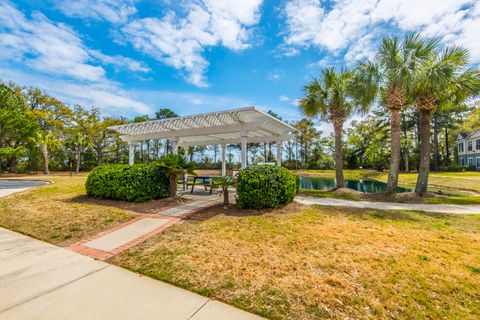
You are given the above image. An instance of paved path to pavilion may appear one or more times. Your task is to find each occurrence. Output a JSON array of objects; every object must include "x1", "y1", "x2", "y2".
[
  {"x1": 296, "y1": 196, "x2": 480, "y2": 214},
  {"x1": 0, "y1": 227, "x2": 262, "y2": 320},
  {"x1": 69, "y1": 193, "x2": 222, "y2": 260}
]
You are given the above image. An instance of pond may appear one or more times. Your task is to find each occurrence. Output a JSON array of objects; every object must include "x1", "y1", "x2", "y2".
[{"x1": 299, "y1": 176, "x2": 412, "y2": 193}]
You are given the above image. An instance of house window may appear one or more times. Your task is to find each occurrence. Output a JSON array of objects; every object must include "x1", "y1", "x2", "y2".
[
  {"x1": 476, "y1": 140, "x2": 480, "y2": 150},
  {"x1": 458, "y1": 142, "x2": 464, "y2": 153},
  {"x1": 468, "y1": 141, "x2": 473, "y2": 151},
  {"x1": 476, "y1": 157, "x2": 480, "y2": 168},
  {"x1": 460, "y1": 158, "x2": 465, "y2": 166},
  {"x1": 468, "y1": 157, "x2": 474, "y2": 166}
]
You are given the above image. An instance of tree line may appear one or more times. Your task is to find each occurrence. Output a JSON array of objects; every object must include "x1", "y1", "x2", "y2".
[
  {"x1": 300, "y1": 33, "x2": 480, "y2": 196},
  {"x1": 2, "y1": 32, "x2": 479, "y2": 198},
  {"x1": 0, "y1": 82, "x2": 330, "y2": 174},
  {"x1": 0, "y1": 82, "x2": 184, "y2": 174}
]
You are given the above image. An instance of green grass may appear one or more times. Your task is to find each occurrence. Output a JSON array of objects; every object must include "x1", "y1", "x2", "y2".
[
  {"x1": 424, "y1": 195, "x2": 480, "y2": 205},
  {"x1": 298, "y1": 189, "x2": 360, "y2": 200},
  {"x1": 375, "y1": 172, "x2": 480, "y2": 194},
  {"x1": 299, "y1": 188, "x2": 480, "y2": 205},
  {"x1": 112, "y1": 205, "x2": 480, "y2": 320},
  {"x1": 295, "y1": 169, "x2": 480, "y2": 204}
]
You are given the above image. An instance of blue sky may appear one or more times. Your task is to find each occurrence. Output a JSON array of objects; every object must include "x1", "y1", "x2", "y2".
[{"x1": 1, "y1": 0, "x2": 479, "y2": 131}]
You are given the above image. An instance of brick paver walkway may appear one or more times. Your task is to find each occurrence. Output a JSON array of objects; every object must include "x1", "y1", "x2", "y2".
[{"x1": 68, "y1": 194, "x2": 221, "y2": 260}]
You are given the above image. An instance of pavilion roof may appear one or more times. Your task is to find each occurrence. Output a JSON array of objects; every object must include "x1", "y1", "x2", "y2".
[{"x1": 110, "y1": 107, "x2": 296, "y2": 147}]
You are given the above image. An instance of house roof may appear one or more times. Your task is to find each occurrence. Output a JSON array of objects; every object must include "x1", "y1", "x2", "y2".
[
  {"x1": 457, "y1": 130, "x2": 480, "y2": 141},
  {"x1": 109, "y1": 106, "x2": 296, "y2": 147}
]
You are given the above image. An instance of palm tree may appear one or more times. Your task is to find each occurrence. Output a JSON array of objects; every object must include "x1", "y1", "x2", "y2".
[
  {"x1": 155, "y1": 154, "x2": 194, "y2": 198},
  {"x1": 300, "y1": 68, "x2": 368, "y2": 188},
  {"x1": 413, "y1": 46, "x2": 480, "y2": 195},
  {"x1": 356, "y1": 33, "x2": 439, "y2": 195}
]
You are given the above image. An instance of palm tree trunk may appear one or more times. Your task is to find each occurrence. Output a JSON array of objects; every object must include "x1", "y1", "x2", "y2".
[
  {"x1": 387, "y1": 108, "x2": 401, "y2": 194},
  {"x1": 169, "y1": 173, "x2": 177, "y2": 198},
  {"x1": 223, "y1": 185, "x2": 229, "y2": 207},
  {"x1": 415, "y1": 111, "x2": 432, "y2": 196},
  {"x1": 445, "y1": 126, "x2": 450, "y2": 164},
  {"x1": 333, "y1": 120, "x2": 345, "y2": 188},
  {"x1": 39, "y1": 143, "x2": 49, "y2": 175},
  {"x1": 433, "y1": 112, "x2": 439, "y2": 171}
]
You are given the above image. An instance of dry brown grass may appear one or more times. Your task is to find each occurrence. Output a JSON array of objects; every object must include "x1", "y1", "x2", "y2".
[
  {"x1": 112, "y1": 205, "x2": 480, "y2": 320},
  {"x1": 0, "y1": 174, "x2": 140, "y2": 246}
]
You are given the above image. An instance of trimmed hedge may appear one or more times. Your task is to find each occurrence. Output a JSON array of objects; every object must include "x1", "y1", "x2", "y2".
[
  {"x1": 86, "y1": 164, "x2": 170, "y2": 202},
  {"x1": 236, "y1": 165, "x2": 299, "y2": 209}
]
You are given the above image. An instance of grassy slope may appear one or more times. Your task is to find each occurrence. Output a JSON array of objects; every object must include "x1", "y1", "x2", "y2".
[
  {"x1": 298, "y1": 189, "x2": 480, "y2": 205},
  {"x1": 112, "y1": 205, "x2": 480, "y2": 320},
  {"x1": 0, "y1": 174, "x2": 134, "y2": 246},
  {"x1": 374, "y1": 172, "x2": 480, "y2": 193}
]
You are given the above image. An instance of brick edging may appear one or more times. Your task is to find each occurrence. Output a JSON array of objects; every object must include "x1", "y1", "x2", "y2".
[{"x1": 68, "y1": 197, "x2": 221, "y2": 261}]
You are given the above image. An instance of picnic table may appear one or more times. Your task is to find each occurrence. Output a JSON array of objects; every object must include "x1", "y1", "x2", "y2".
[{"x1": 190, "y1": 175, "x2": 223, "y2": 194}]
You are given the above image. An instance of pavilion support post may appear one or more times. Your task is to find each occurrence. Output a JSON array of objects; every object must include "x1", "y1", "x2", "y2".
[
  {"x1": 221, "y1": 144, "x2": 226, "y2": 176},
  {"x1": 184, "y1": 146, "x2": 189, "y2": 161},
  {"x1": 241, "y1": 134, "x2": 247, "y2": 169},
  {"x1": 128, "y1": 142, "x2": 135, "y2": 165},
  {"x1": 172, "y1": 139, "x2": 178, "y2": 155},
  {"x1": 276, "y1": 140, "x2": 283, "y2": 166}
]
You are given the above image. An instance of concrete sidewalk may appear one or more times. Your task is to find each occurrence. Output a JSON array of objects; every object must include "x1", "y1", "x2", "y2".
[
  {"x1": 0, "y1": 227, "x2": 262, "y2": 320},
  {"x1": 296, "y1": 196, "x2": 480, "y2": 214}
]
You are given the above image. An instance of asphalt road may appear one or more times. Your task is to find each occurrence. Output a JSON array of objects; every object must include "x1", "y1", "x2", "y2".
[{"x1": 0, "y1": 180, "x2": 48, "y2": 197}]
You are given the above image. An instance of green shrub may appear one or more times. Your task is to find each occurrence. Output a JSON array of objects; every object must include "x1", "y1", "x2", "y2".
[
  {"x1": 86, "y1": 164, "x2": 170, "y2": 202},
  {"x1": 236, "y1": 165, "x2": 299, "y2": 209}
]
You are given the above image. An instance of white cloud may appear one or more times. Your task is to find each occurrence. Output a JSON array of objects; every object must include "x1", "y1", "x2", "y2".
[
  {"x1": 122, "y1": 0, "x2": 263, "y2": 87},
  {"x1": 55, "y1": 0, "x2": 137, "y2": 24},
  {"x1": 0, "y1": 1, "x2": 148, "y2": 81},
  {"x1": 267, "y1": 69, "x2": 285, "y2": 81},
  {"x1": 0, "y1": 66, "x2": 151, "y2": 114},
  {"x1": 0, "y1": 1, "x2": 105, "y2": 82},
  {"x1": 89, "y1": 50, "x2": 150, "y2": 73},
  {"x1": 279, "y1": 95, "x2": 289, "y2": 102},
  {"x1": 190, "y1": 97, "x2": 204, "y2": 105},
  {"x1": 0, "y1": 1, "x2": 153, "y2": 114},
  {"x1": 281, "y1": 0, "x2": 480, "y2": 63}
]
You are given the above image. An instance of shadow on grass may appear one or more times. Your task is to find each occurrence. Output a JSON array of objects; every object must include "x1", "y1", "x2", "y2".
[
  {"x1": 185, "y1": 202, "x2": 307, "y2": 222},
  {"x1": 311, "y1": 205, "x2": 421, "y2": 222},
  {"x1": 67, "y1": 194, "x2": 183, "y2": 214}
]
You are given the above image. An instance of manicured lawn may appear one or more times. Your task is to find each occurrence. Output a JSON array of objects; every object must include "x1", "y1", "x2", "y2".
[
  {"x1": 298, "y1": 189, "x2": 480, "y2": 205},
  {"x1": 112, "y1": 204, "x2": 480, "y2": 320},
  {"x1": 0, "y1": 173, "x2": 175, "y2": 246},
  {"x1": 295, "y1": 169, "x2": 480, "y2": 203},
  {"x1": 294, "y1": 169, "x2": 480, "y2": 192},
  {"x1": 375, "y1": 172, "x2": 480, "y2": 194}
]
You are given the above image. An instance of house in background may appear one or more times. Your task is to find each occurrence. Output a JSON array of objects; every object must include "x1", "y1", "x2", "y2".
[{"x1": 457, "y1": 131, "x2": 480, "y2": 168}]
